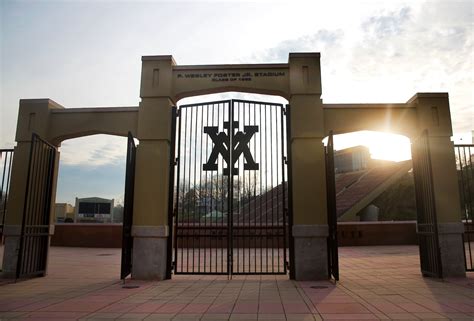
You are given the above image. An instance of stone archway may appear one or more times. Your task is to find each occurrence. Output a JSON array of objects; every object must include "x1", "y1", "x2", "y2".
[{"x1": 2, "y1": 53, "x2": 465, "y2": 280}]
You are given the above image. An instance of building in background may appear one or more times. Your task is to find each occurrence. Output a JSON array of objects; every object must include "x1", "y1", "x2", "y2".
[
  {"x1": 54, "y1": 203, "x2": 74, "y2": 223},
  {"x1": 112, "y1": 204, "x2": 124, "y2": 223},
  {"x1": 334, "y1": 146, "x2": 371, "y2": 173},
  {"x1": 75, "y1": 197, "x2": 114, "y2": 223}
]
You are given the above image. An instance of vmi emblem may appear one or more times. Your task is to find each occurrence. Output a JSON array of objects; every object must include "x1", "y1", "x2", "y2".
[{"x1": 203, "y1": 121, "x2": 259, "y2": 176}]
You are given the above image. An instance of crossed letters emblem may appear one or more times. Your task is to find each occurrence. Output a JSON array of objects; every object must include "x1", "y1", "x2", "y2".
[{"x1": 203, "y1": 121, "x2": 259, "y2": 176}]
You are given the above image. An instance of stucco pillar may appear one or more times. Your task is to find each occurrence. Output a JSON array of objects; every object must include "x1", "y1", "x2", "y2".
[
  {"x1": 132, "y1": 56, "x2": 175, "y2": 280},
  {"x1": 288, "y1": 53, "x2": 328, "y2": 280},
  {"x1": 410, "y1": 93, "x2": 466, "y2": 277},
  {"x1": 2, "y1": 99, "x2": 61, "y2": 278}
]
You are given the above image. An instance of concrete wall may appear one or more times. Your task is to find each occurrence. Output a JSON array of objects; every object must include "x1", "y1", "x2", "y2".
[
  {"x1": 49, "y1": 222, "x2": 422, "y2": 248},
  {"x1": 338, "y1": 221, "x2": 417, "y2": 246},
  {"x1": 51, "y1": 223, "x2": 122, "y2": 248}
]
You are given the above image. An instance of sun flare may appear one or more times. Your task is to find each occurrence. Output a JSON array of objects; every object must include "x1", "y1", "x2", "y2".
[{"x1": 330, "y1": 131, "x2": 412, "y2": 162}]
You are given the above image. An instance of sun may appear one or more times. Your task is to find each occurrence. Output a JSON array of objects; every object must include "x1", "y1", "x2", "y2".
[{"x1": 330, "y1": 131, "x2": 412, "y2": 162}]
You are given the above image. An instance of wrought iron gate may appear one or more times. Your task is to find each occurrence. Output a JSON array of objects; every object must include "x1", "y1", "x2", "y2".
[
  {"x1": 455, "y1": 144, "x2": 473, "y2": 272},
  {"x1": 121, "y1": 132, "x2": 137, "y2": 279},
  {"x1": 1, "y1": 149, "x2": 14, "y2": 235},
  {"x1": 411, "y1": 130, "x2": 442, "y2": 278},
  {"x1": 172, "y1": 99, "x2": 291, "y2": 275},
  {"x1": 16, "y1": 134, "x2": 56, "y2": 279},
  {"x1": 325, "y1": 131, "x2": 339, "y2": 281}
]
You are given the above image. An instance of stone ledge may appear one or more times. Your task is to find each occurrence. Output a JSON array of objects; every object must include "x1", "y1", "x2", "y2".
[
  {"x1": 293, "y1": 224, "x2": 328, "y2": 238},
  {"x1": 132, "y1": 225, "x2": 168, "y2": 238}
]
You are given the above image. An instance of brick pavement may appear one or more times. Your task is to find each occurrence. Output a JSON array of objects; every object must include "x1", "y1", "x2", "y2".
[{"x1": 0, "y1": 246, "x2": 473, "y2": 320}]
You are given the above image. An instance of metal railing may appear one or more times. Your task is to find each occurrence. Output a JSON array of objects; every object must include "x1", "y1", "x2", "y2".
[
  {"x1": 455, "y1": 144, "x2": 473, "y2": 271},
  {"x1": 0, "y1": 149, "x2": 14, "y2": 234}
]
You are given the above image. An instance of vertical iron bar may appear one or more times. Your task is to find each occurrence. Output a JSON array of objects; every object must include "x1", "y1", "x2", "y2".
[
  {"x1": 237, "y1": 101, "x2": 241, "y2": 274},
  {"x1": 27, "y1": 136, "x2": 41, "y2": 275},
  {"x1": 220, "y1": 102, "x2": 224, "y2": 273},
  {"x1": 43, "y1": 145, "x2": 55, "y2": 274},
  {"x1": 286, "y1": 105, "x2": 295, "y2": 279},
  {"x1": 182, "y1": 108, "x2": 188, "y2": 273},
  {"x1": 174, "y1": 108, "x2": 183, "y2": 274},
  {"x1": 1, "y1": 151, "x2": 14, "y2": 228},
  {"x1": 203, "y1": 104, "x2": 210, "y2": 273},
  {"x1": 425, "y1": 131, "x2": 443, "y2": 278},
  {"x1": 193, "y1": 105, "x2": 198, "y2": 273},
  {"x1": 220, "y1": 102, "x2": 223, "y2": 274},
  {"x1": 254, "y1": 103, "x2": 258, "y2": 273},
  {"x1": 38, "y1": 140, "x2": 49, "y2": 274},
  {"x1": 35, "y1": 136, "x2": 47, "y2": 274},
  {"x1": 167, "y1": 108, "x2": 177, "y2": 279},
  {"x1": 461, "y1": 146, "x2": 473, "y2": 269},
  {"x1": 228, "y1": 100, "x2": 234, "y2": 278},
  {"x1": 248, "y1": 102, "x2": 252, "y2": 273},
  {"x1": 281, "y1": 107, "x2": 287, "y2": 274},
  {"x1": 457, "y1": 146, "x2": 469, "y2": 270},
  {"x1": 0, "y1": 151, "x2": 8, "y2": 226},
  {"x1": 265, "y1": 104, "x2": 272, "y2": 273},
  {"x1": 197, "y1": 105, "x2": 204, "y2": 273},
  {"x1": 259, "y1": 103, "x2": 263, "y2": 273},
  {"x1": 209, "y1": 103, "x2": 214, "y2": 273}
]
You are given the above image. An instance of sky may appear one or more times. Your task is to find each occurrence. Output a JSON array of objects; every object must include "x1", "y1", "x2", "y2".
[{"x1": 1, "y1": 0, "x2": 473, "y2": 205}]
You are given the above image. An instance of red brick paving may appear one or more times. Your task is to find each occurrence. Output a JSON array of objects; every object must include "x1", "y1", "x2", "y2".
[{"x1": 0, "y1": 246, "x2": 473, "y2": 320}]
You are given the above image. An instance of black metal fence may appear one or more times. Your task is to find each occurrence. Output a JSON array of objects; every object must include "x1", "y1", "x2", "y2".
[
  {"x1": 455, "y1": 144, "x2": 473, "y2": 272},
  {"x1": 121, "y1": 133, "x2": 137, "y2": 280},
  {"x1": 16, "y1": 134, "x2": 56, "y2": 279},
  {"x1": 325, "y1": 131, "x2": 339, "y2": 281},
  {"x1": 172, "y1": 99, "x2": 291, "y2": 276},
  {"x1": 411, "y1": 130, "x2": 442, "y2": 278},
  {"x1": 0, "y1": 149, "x2": 14, "y2": 235}
]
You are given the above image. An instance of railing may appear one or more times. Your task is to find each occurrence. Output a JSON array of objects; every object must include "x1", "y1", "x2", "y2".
[
  {"x1": 0, "y1": 149, "x2": 14, "y2": 234},
  {"x1": 455, "y1": 144, "x2": 473, "y2": 271}
]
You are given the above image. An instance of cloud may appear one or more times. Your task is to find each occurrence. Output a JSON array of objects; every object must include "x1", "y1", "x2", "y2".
[
  {"x1": 59, "y1": 134, "x2": 127, "y2": 167},
  {"x1": 349, "y1": 0, "x2": 473, "y2": 132},
  {"x1": 247, "y1": 1, "x2": 473, "y2": 134},
  {"x1": 248, "y1": 29, "x2": 344, "y2": 63},
  {"x1": 362, "y1": 7, "x2": 411, "y2": 40}
]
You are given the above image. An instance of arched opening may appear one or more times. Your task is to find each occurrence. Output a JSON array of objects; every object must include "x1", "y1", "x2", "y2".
[
  {"x1": 48, "y1": 134, "x2": 130, "y2": 282},
  {"x1": 176, "y1": 91, "x2": 288, "y2": 106},
  {"x1": 323, "y1": 130, "x2": 423, "y2": 280},
  {"x1": 172, "y1": 92, "x2": 292, "y2": 276}
]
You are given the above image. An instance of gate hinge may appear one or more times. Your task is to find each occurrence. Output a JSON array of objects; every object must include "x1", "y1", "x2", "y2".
[
  {"x1": 176, "y1": 108, "x2": 180, "y2": 117},
  {"x1": 283, "y1": 156, "x2": 287, "y2": 164},
  {"x1": 174, "y1": 157, "x2": 179, "y2": 166}
]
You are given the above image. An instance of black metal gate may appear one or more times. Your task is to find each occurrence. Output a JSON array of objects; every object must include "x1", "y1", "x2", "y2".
[
  {"x1": 172, "y1": 99, "x2": 291, "y2": 275},
  {"x1": 455, "y1": 144, "x2": 473, "y2": 272},
  {"x1": 325, "y1": 131, "x2": 339, "y2": 281},
  {"x1": 16, "y1": 134, "x2": 56, "y2": 279},
  {"x1": 1, "y1": 149, "x2": 14, "y2": 235},
  {"x1": 411, "y1": 130, "x2": 442, "y2": 278},
  {"x1": 121, "y1": 132, "x2": 137, "y2": 279}
]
